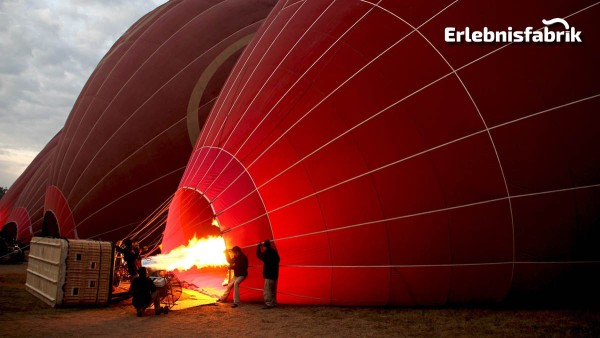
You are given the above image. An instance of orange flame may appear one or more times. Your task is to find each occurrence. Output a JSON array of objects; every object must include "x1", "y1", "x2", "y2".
[{"x1": 143, "y1": 235, "x2": 228, "y2": 271}]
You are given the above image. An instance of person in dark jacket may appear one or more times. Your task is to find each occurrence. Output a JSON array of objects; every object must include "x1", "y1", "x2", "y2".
[
  {"x1": 218, "y1": 246, "x2": 248, "y2": 308},
  {"x1": 131, "y1": 267, "x2": 165, "y2": 316},
  {"x1": 115, "y1": 239, "x2": 140, "y2": 279},
  {"x1": 256, "y1": 240, "x2": 280, "y2": 308}
]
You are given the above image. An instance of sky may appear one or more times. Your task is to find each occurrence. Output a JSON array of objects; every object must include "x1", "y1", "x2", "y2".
[{"x1": 0, "y1": 0, "x2": 169, "y2": 188}]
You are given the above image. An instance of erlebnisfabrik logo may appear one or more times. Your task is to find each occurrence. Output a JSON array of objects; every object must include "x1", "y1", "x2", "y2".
[{"x1": 445, "y1": 18, "x2": 582, "y2": 43}]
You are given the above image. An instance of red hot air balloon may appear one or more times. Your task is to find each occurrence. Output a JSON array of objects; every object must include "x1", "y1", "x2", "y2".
[{"x1": 163, "y1": 0, "x2": 600, "y2": 305}]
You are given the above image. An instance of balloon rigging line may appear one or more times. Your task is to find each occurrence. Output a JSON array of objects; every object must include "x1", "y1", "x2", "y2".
[
  {"x1": 140, "y1": 236, "x2": 163, "y2": 258},
  {"x1": 135, "y1": 215, "x2": 168, "y2": 243},
  {"x1": 125, "y1": 193, "x2": 174, "y2": 240},
  {"x1": 283, "y1": 0, "x2": 305, "y2": 10},
  {"x1": 75, "y1": 166, "x2": 184, "y2": 229},
  {"x1": 490, "y1": 94, "x2": 600, "y2": 130},
  {"x1": 130, "y1": 202, "x2": 170, "y2": 240},
  {"x1": 89, "y1": 220, "x2": 144, "y2": 241},
  {"x1": 283, "y1": 260, "x2": 600, "y2": 269},
  {"x1": 238, "y1": 182, "x2": 600, "y2": 244},
  {"x1": 21, "y1": 205, "x2": 41, "y2": 225},
  {"x1": 184, "y1": 0, "x2": 305, "y2": 187},
  {"x1": 68, "y1": 166, "x2": 185, "y2": 234},
  {"x1": 136, "y1": 215, "x2": 169, "y2": 243},
  {"x1": 131, "y1": 201, "x2": 170, "y2": 240},
  {"x1": 62, "y1": 1, "x2": 236, "y2": 194}
]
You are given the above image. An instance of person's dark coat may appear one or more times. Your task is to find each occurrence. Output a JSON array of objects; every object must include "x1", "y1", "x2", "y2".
[
  {"x1": 257, "y1": 243, "x2": 280, "y2": 280},
  {"x1": 131, "y1": 275, "x2": 156, "y2": 308},
  {"x1": 227, "y1": 251, "x2": 249, "y2": 277}
]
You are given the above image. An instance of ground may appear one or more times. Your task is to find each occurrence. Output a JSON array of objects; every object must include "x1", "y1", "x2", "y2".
[{"x1": 1, "y1": 264, "x2": 599, "y2": 337}]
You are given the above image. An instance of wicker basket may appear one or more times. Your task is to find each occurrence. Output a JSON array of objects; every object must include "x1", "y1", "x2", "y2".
[{"x1": 26, "y1": 237, "x2": 114, "y2": 307}]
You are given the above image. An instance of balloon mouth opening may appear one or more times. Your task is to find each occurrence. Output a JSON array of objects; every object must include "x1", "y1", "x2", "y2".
[
  {"x1": 143, "y1": 233, "x2": 231, "y2": 298},
  {"x1": 42, "y1": 210, "x2": 60, "y2": 238},
  {"x1": 2, "y1": 222, "x2": 18, "y2": 241},
  {"x1": 153, "y1": 188, "x2": 231, "y2": 299}
]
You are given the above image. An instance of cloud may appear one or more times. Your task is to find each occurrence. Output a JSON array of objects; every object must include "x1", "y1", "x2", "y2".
[
  {"x1": 0, "y1": 0, "x2": 168, "y2": 188},
  {"x1": 0, "y1": 148, "x2": 39, "y2": 189}
]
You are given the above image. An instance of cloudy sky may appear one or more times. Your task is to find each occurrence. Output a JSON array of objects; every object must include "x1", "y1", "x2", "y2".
[{"x1": 0, "y1": 0, "x2": 168, "y2": 188}]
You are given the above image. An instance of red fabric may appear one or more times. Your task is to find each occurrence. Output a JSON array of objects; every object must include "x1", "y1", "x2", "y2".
[{"x1": 164, "y1": 0, "x2": 600, "y2": 305}]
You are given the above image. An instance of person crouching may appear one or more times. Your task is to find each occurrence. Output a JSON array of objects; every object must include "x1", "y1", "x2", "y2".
[{"x1": 131, "y1": 267, "x2": 166, "y2": 316}]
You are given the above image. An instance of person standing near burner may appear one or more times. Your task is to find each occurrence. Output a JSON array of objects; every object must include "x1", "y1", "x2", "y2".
[
  {"x1": 218, "y1": 246, "x2": 248, "y2": 308},
  {"x1": 256, "y1": 240, "x2": 280, "y2": 309}
]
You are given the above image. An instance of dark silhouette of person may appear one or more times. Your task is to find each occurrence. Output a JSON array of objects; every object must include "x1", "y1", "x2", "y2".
[
  {"x1": 256, "y1": 240, "x2": 280, "y2": 308},
  {"x1": 115, "y1": 239, "x2": 140, "y2": 278},
  {"x1": 131, "y1": 267, "x2": 165, "y2": 316},
  {"x1": 0, "y1": 227, "x2": 22, "y2": 264},
  {"x1": 218, "y1": 246, "x2": 248, "y2": 307}
]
